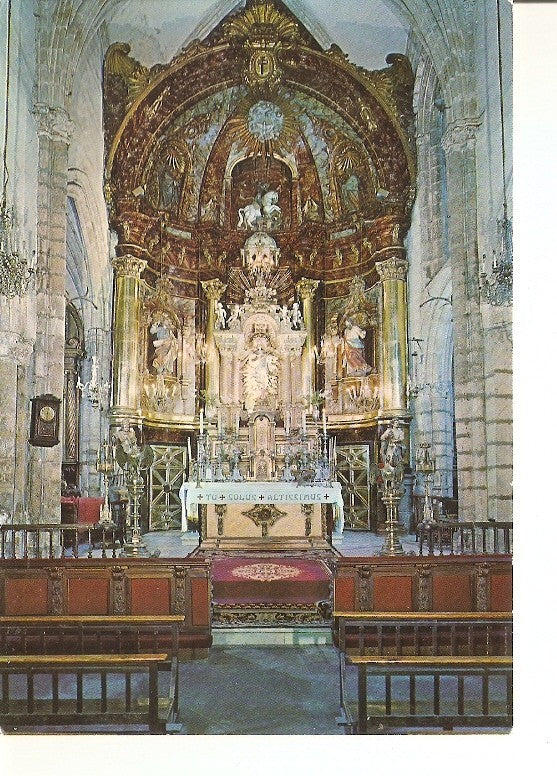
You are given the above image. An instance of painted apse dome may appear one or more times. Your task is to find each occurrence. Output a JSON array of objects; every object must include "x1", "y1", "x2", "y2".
[{"x1": 104, "y1": 0, "x2": 415, "y2": 475}]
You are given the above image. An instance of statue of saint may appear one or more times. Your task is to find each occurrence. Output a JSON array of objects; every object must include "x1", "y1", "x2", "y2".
[
  {"x1": 242, "y1": 337, "x2": 279, "y2": 412},
  {"x1": 215, "y1": 301, "x2": 227, "y2": 329},
  {"x1": 342, "y1": 318, "x2": 372, "y2": 377},
  {"x1": 380, "y1": 420, "x2": 406, "y2": 469},
  {"x1": 150, "y1": 318, "x2": 179, "y2": 375},
  {"x1": 290, "y1": 302, "x2": 302, "y2": 329}
]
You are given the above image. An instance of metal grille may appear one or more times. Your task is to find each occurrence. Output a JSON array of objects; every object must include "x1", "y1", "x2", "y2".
[
  {"x1": 336, "y1": 444, "x2": 372, "y2": 530},
  {"x1": 148, "y1": 445, "x2": 187, "y2": 530}
]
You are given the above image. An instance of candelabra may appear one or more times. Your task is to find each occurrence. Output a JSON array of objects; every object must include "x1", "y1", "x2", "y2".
[
  {"x1": 120, "y1": 467, "x2": 151, "y2": 557},
  {"x1": 96, "y1": 438, "x2": 116, "y2": 525},
  {"x1": 480, "y1": 218, "x2": 513, "y2": 307},
  {"x1": 415, "y1": 441, "x2": 436, "y2": 525},
  {"x1": 378, "y1": 467, "x2": 406, "y2": 556},
  {"x1": 78, "y1": 355, "x2": 110, "y2": 411}
]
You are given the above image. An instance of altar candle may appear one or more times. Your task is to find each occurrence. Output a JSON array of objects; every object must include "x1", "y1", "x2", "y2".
[
  {"x1": 235, "y1": 410, "x2": 240, "y2": 434},
  {"x1": 302, "y1": 411, "x2": 306, "y2": 434},
  {"x1": 187, "y1": 437, "x2": 192, "y2": 465},
  {"x1": 322, "y1": 408, "x2": 326, "y2": 436},
  {"x1": 199, "y1": 409, "x2": 204, "y2": 434}
]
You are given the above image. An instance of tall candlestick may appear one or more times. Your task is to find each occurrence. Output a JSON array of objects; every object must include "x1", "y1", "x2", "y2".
[{"x1": 199, "y1": 408, "x2": 204, "y2": 434}]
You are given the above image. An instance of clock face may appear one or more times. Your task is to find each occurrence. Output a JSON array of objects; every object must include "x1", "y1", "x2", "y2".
[
  {"x1": 39, "y1": 405, "x2": 55, "y2": 422},
  {"x1": 247, "y1": 101, "x2": 284, "y2": 143}
]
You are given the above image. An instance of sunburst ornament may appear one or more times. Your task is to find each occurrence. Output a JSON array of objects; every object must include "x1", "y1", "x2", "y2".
[{"x1": 228, "y1": 90, "x2": 300, "y2": 158}]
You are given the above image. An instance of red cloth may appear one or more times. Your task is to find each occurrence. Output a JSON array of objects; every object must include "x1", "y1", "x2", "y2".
[
  {"x1": 211, "y1": 557, "x2": 331, "y2": 605},
  {"x1": 76, "y1": 497, "x2": 104, "y2": 525}
]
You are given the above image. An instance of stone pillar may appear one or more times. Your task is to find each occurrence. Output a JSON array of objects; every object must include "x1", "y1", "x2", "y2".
[
  {"x1": 376, "y1": 257, "x2": 409, "y2": 417},
  {"x1": 0, "y1": 333, "x2": 34, "y2": 516},
  {"x1": 201, "y1": 279, "x2": 226, "y2": 406},
  {"x1": 28, "y1": 105, "x2": 74, "y2": 523},
  {"x1": 110, "y1": 255, "x2": 147, "y2": 422},
  {"x1": 441, "y1": 120, "x2": 488, "y2": 520},
  {"x1": 296, "y1": 278, "x2": 320, "y2": 400}
]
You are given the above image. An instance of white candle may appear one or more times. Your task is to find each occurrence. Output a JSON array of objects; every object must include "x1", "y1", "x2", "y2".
[
  {"x1": 199, "y1": 409, "x2": 204, "y2": 434},
  {"x1": 302, "y1": 411, "x2": 306, "y2": 434},
  {"x1": 187, "y1": 437, "x2": 192, "y2": 465},
  {"x1": 236, "y1": 410, "x2": 240, "y2": 434},
  {"x1": 322, "y1": 408, "x2": 326, "y2": 436}
]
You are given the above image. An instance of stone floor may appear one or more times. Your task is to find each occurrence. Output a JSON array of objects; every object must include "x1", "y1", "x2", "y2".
[
  {"x1": 178, "y1": 645, "x2": 343, "y2": 735},
  {"x1": 134, "y1": 528, "x2": 421, "y2": 558}
]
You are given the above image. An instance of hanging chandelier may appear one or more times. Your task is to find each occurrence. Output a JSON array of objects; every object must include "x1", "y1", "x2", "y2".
[{"x1": 0, "y1": 0, "x2": 33, "y2": 299}]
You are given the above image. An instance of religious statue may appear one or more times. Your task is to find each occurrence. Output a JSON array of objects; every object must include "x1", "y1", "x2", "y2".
[
  {"x1": 341, "y1": 173, "x2": 361, "y2": 214},
  {"x1": 215, "y1": 301, "x2": 227, "y2": 329},
  {"x1": 302, "y1": 197, "x2": 319, "y2": 222},
  {"x1": 227, "y1": 304, "x2": 242, "y2": 327},
  {"x1": 291, "y1": 302, "x2": 302, "y2": 329},
  {"x1": 113, "y1": 419, "x2": 140, "y2": 459},
  {"x1": 242, "y1": 336, "x2": 279, "y2": 412},
  {"x1": 237, "y1": 185, "x2": 281, "y2": 230},
  {"x1": 380, "y1": 420, "x2": 406, "y2": 473},
  {"x1": 342, "y1": 318, "x2": 372, "y2": 377},
  {"x1": 150, "y1": 317, "x2": 179, "y2": 375}
]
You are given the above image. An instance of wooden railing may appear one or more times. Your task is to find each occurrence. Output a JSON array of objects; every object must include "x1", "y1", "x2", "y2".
[
  {"x1": 0, "y1": 523, "x2": 120, "y2": 559},
  {"x1": 0, "y1": 615, "x2": 183, "y2": 656},
  {"x1": 0, "y1": 653, "x2": 179, "y2": 734},
  {"x1": 334, "y1": 612, "x2": 513, "y2": 733},
  {"x1": 417, "y1": 521, "x2": 513, "y2": 556},
  {"x1": 346, "y1": 655, "x2": 512, "y2": 733},
  {"x1": 335, "y1": 611, "x2": 513, "y2": 656}
]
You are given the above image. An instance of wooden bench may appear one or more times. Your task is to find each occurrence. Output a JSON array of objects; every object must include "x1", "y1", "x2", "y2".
[
  {"x1": 0, "y1": 558, "x2": 212, "y2": 652},
  {"x1": 0, "y1": 653, "x2": 180, "y2": 734},
  {"x1": 344, "y1": 655, "x2": 512, "y2": 734},
  {"x1": 0, "y1": 615, "x2": 184, "y2": 657},
  {"x1": 334, "y1": 612, "x2": 513, "y2": 734},
  {"x1": 334, "y1": 611, "x2": 513, "y2": 655}
]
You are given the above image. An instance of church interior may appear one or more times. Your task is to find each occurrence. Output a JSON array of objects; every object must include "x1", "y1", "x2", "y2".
[{"x1": 0, "y1": 0, "x2": 513, "y2": 737}]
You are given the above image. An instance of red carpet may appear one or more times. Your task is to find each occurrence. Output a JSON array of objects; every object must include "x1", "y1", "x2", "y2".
[{"x1": 211, "y1": 557, "x2": 332, "y2": 625}]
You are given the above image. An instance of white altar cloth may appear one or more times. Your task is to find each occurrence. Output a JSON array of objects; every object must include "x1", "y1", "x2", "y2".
[{"x1": 179, "y1": 481, "x2": 344, "y2": 534}]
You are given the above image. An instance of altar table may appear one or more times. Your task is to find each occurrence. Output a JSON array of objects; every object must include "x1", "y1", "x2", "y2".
[{"x1": 179, "y1": 481, "x2": 344, "y2": 551}]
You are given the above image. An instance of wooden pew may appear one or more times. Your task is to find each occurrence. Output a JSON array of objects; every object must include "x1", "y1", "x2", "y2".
[
  {"x1": 0, "y1": 653, "x2": 179, "y2": 734},
  {"x1": 345, "y1": 655, "x2": 512, "y2": 734},
  {"x1": 0, "y1": 558, "x2": 212, "y2": 653},
  {"x1": 333, "y1": 555, "x2": 512, "y2": 614},
  {"x1": 334, "y1": 611, "x2": 513, "y2": 733},
  {"x1": 334, "y1": 611, "x2": 513, "y2": 655},
  {"x1": 0, "y1": 615, "x2": 184, "y2": 656}
]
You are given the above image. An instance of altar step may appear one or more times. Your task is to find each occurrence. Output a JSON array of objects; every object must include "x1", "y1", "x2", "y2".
[{"x1": 212, "y1": 626, "x2": 332, "y2": 647}]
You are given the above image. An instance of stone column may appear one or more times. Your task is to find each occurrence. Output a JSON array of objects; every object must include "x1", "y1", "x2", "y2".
[
  {"x1": 28, "y1": 105, "x2": 74, "y2": 523},
  {"x1": 201, "y1": 279, "x2": 226, "y2": 406},
  {"x1": 441, "y1": 121, "x2": 488, "y2": 520},
  {"x1": 296, "y1": 278, "x2": 320, "y2": 400},
  {"x1": 0, "y1": 333, "x2": 34, "y2": 516},
  {"x1": 376, "y1": 257, "x2": 409, "y2": 417},
  {"x1": 110, "y1": 255, "x2": 147, "y2": 422}
]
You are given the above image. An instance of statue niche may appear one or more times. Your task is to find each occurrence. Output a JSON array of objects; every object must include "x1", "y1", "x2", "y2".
[
  {"x1": 231, "y1": 158, "x2": 292, "y2": 231},
  {"x1": 241, "y1": 328, "x2": 279, "y2": 413}
]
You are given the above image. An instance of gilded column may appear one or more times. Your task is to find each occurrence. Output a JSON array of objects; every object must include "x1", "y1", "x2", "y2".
[
  {"x1": 110, "y1": 255, "x2": 147, "y2": 420},
  {"x1": 376, "y1": 257, "x2": 409, "y2": 417},
  {"x1": 296, "y1": 278, "x2": 320, "y2": 400},
  {"x1": 201, "y1": 279, "x2": 226, "y2": 405}
]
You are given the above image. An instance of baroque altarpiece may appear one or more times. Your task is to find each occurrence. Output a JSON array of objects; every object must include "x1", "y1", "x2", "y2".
[{"x1": 103, "y1": 0, "x2": 416, "y2": 536}]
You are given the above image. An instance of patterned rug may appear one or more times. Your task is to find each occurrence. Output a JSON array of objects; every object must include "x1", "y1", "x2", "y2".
[{"x1": 211, "y1": 557, "x2": 332, "y2": 626}]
